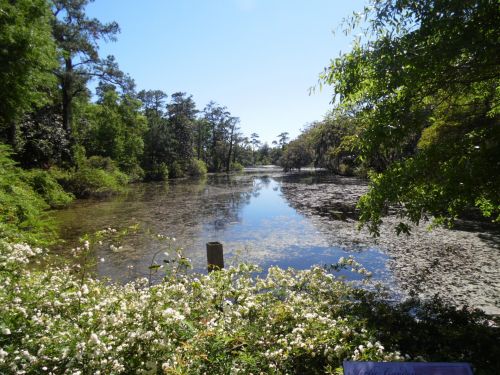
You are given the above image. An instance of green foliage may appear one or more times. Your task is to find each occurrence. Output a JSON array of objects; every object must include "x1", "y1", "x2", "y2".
[
  {"x1": 230, "y1": 161, "x2": 244, "y2": 172},
  {"x1": 85, "y1": 155, "x2": 118, "y2": 172},
  {"x1": 64, "y1": 167, "x2": 127, "y2": 198},
  {"x1": 280, "y1": 136, "x2": 314, "y2": 171},
  {"x1": 51, "y1": 0, "x2": 132, "y2": 132},
  {"x1": 202, "y1": 102, "x2": 242, "y2": 172},
  {"x1": 0, "y1": 243, "x2": 498, "y2": 374},
  {"x1": 144, "y1": 162, "x2": 169, "y2": 181},
  {"x1": 0, "y1": 144, "x2": 58, "y2": 245},
  {"x1": 322, "y1": 0, "x2": 500, "y2": 233},
  {"x1": 22, "y1": 169, "x2": 74, "y2": 208},
  {"x1": 77, "y1": 89, "x2": 147, "y2": 176},
  {"x1": 286, "y1": 113, "x2": 361, "y2": 175},
  {"x1": 186, "y1": 158, "x2": 208, "y2": 177},
  {"x1": 169, "y1": 161, "x2": 184, "y2": 178},
  {"x1": 167, "y1": 92, "x2": 198, "y2": 162},
  {"x1": 125, "y1": 164, "x2": 145, "y2": 183},
  {"x1": 0, "y1": 0, "x2": 57, "y2": 143},
  {"x1": 53, "y1": 155, "x2": 128, "y2": 198},
  {"x1": 16, "y1": 106, "x2": 70, "y2": 168}
]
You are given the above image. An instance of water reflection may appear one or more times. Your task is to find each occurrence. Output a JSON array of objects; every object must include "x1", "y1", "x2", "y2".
[{"x1": 51, "y1": 169, "x2": 390, "y2": 284}]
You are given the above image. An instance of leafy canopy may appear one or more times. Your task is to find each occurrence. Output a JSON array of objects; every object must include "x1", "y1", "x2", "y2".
[
  {"x1": 0, "y1": 0, "x2": 57, "y2": 138},
  {"x1": 323, "y1": 0, "x2": 500, "y2": 234}
]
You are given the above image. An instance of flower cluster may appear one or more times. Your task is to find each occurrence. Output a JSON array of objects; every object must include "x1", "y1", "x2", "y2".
[
  {"x1": 0, "y1": 240, "x2": 43, "y2": 271},
  {"x1": 0, "y1": 241, "x2": 402, "y2": 374}
]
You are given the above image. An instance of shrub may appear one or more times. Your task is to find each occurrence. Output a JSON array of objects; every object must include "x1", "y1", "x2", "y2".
[
  {"x1": 338, "y1": 163, "x2": 353, "y2": 176},
  {"x1": 144, "y1": 162, "x2": 169, "y2": 181},
  {"x1": 169, "y1": 161, "x2": 184, "y2": 178},
  {"x1": 50, "y1": 155, "x2": 129, "y2": 198},
  {"x1": 64, "y1": 167, "x2": 128, "y2": 198},
  {"x1": 0, "y1": 243, "x2": 402, "y2": 374},
  {"x1": 186, "y1": 158, "x2": 207, "y2": 177},
  {"x1": 124, "y1": 163, "x2": 145, "y2": 182},
  {"x1": 22, "y1": 169, "x2": 74, "y2": 208},
  {"x1": 0, "y1": 144, "x2": 56, "y2": 245},
  {"x1": 85, "y1": 155, "x2": 117, "y2": 172},
  {"x1": 230, "y1": 161, "x2": 244, "y2": 172},
  {"x1": 0, "y1": 241, "x2": 497, "y2": 374}
]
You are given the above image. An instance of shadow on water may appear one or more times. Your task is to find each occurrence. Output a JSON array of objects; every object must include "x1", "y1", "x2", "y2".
[
  {"x1": 450, "y1": 220, "x2": 500, "y2": 250},
  {"x1": 50, "y1": 168, "x2": 391, "y2": 284}
]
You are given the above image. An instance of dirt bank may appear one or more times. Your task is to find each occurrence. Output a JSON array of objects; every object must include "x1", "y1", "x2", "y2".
[{"x1": 281, "y1": 175, "x2": 500, "y2": 315}]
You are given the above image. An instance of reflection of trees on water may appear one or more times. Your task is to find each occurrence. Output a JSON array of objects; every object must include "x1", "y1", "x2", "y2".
[
  {"x1": 130, "y1": 174, "x2": 269, "y2": 234},
  {"x1": 51, "y1": 171, "x2": 285, "y2": 282},
  {"x1": 249, "y1": 175, "x2": 271, "y2": 199},
  {"x1": 207, "y1": 176, "x2": 270, "y2": 233}
]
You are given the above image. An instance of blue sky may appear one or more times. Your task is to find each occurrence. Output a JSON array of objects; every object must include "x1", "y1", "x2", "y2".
[{"x1": 87, "y1": 0, "x2": 366, "y2": 144}]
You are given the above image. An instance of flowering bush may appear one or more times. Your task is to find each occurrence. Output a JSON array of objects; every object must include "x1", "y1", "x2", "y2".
[
  {"x1": 0, "y1": 238, "x2": 498, "y2": 374},
  {"x1": 0, "y1": 239, "x2": 404, "y2": 374}
]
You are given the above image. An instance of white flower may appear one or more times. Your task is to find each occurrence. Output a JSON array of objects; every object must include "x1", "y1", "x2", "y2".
[
  {"x1": 162, "y1": 308, "x2": 185, "y2": 321},
  {"x1": 90, "y1": 333, "x2": 100, "y2": 345},
  {"x1": 81, "y1": 284, "x2": 89, "y2": 295},
  {"x1": 2, "y1": 328, "x2": 11, "y2": 335}
]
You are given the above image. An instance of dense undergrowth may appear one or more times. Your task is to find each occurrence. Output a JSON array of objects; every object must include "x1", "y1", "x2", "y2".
[
  {"x1": 0, "y1": 234, "x2": 498, "y2": 374},
  {"x1": 0, "y1": 144, "x2": 131, "y2": 245}
]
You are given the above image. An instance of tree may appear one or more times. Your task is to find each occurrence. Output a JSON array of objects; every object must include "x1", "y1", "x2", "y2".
[
  {"x1": 203, "y1": 102, "x2": 230, "y2": 172},
  {"x1": 279, "y1": 136, "x2": 313, "y2": 171},
  {"x1": 277, "y1": 132, "x2": 290, "y2": 149},
  {"x1": 224, "y1": 116, "x2": 240, "y2": 172},
  {"x1": 308, "y1": 113, "x2": 359, "y2": 174},
  {"x1": 250, "y1": 133, "x2": 261, "y2": 165},
  {"x1": 0, "y1": 0, "x2": 57, "y2": 148},
  {"x1": 17, "y1": 106, "x2": 69, "y2": 168},
  {"x1": 322, "y1": 0, "x2": 500, "y2": 234},
  {"x1": 167, "y1": 92, "x2": 198, "y2": 164},
  {"x1": 138, "y1": 90, "x2": 167, "y2": 117},
  {"x1": 194, "y1": 118, "x2": 210, "y2": 162},
  {"x1": 79, "y1": 87, "x2": 146, "y2": 175},
  {"x1": 51, "y1": 0, "x2": 132, "y2": 135},
  {"x1": 136, "y1": 90, "x2": 171, "y2": 179}
]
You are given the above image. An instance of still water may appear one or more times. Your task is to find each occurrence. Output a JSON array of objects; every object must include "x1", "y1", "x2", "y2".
[{"x1": 51, "y1": 168, "x2": 391, "y2": 284}]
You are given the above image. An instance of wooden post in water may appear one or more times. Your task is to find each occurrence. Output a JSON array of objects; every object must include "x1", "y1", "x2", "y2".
[{"x1": 206, "y1": 242, "x2": 224, "y2": 272}]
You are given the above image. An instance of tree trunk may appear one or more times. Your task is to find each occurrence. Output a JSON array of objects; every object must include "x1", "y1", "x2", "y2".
[
  {"x1": 197, "y1": 123, "x2": 202, "y2": 160},
  {"x1": 233, "y1": 141, "x2": 238, "y2": 164},
  {"x1": 226, "y1": 125, "x2": 235, "y2": 172}
]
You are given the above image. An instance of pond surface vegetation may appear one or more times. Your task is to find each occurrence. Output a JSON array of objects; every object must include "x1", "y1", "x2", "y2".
[{"x1": 51, "y1": 167, "x2": 391, "y2": 284}]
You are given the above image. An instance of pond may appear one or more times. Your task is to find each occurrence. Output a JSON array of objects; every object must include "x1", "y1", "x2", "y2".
[{"x1": 51, "y1": 167, "x2": 391, "y2": 285}]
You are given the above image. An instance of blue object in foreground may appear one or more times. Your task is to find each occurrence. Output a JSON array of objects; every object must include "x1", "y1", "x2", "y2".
[{"x1": 343, "y1": 361, "x2": 474, "y2": 375}]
